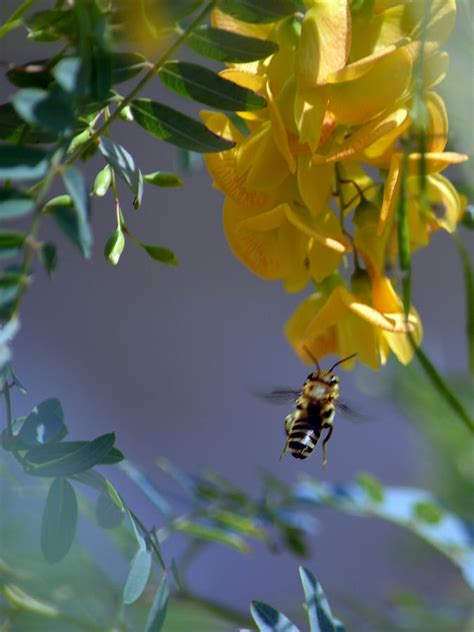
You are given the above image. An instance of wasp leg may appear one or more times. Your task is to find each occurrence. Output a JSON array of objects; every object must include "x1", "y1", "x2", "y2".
[
  {"x1": 322, "y1": 424, "x2": 333, "y2": 467},
  {"x1": 279, "y1": 439, "x2": 290, "y2": 460}
]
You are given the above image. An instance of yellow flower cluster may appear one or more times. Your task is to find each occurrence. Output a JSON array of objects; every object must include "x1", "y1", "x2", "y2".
[{"x1": 202, "y1": 0, "x2": 468, "y2": 369}]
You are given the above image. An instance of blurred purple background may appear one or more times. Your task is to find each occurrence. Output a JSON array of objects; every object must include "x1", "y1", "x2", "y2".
[{"x1": 1, "y1": 0, "x2": 473, "y2": 622}]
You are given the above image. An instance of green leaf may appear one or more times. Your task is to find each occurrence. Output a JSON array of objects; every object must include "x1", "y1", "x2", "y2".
[
  {"x1": 412, "y1": 501, "x2": 443, "y2": 525},
  {"x1": 0, "y1": 272, "x2": 22, "y2": 308},
  {"x1": 211, "y1": 510, "x2": 266, "y2": 539},
  {"x1": 6, "y1": 60, "x2": 53, "y2": 89},
  {"x1": 173, "y1": 518, "x2": 250, "y2": 553},
  {"x1": 96, "y1": 491, "x2": 124, "y2": 529},
  {"x1": 0, "y1": 143, "x2": 49, "y2": 180},
  {"x1": 187, "y1": 26, "x2": 279, "y2": 63},
  {"x1": 0, "y1": 103, "x2": 55, "y2": 143},
  {"x1": 123, "y1": 548, "x2": 153, "y2": 605},
  {"x1": 454, "y1": 234, "x2": 474, "y2": 378},
  {"x1": 24, "y1": 441, "x2": 124, "y2": 466},
  {"x1": 104, "y1": 229, "x2": 125, "y2": 266},
  {"x1": 41, "y1": 478, "x2": 78, "y2": 563},
  {"x1": 144, "y1": 576, "x2": 169, "y2": 632},
  {"x1": 0, "y1": 232, "x2": 25, "y2": 260},
  {"x1": 39, "y1": 242, "x2": 58, "y2": 277},
  {"x1": 131, "y1": 99, "x2": 235, "y2": 153},
  {"x1": 250, "y1": 601, "x2": 299, "y2": 632},
  {"x1": 0, "y1": 188, "x2": 34, "y2": 219},
  {"x1": 18, "y1": 398, "x2": 67, "y2": 447},
  {"x1": 111, "y1": 52, "x2": 146, "y2": 83},
  {"x1": 144, "y1": 171, "x2": 184, "y2": 188},
  {"x1": 218, "y1": 0, "x2": 296, "y2": 24},
  {"x1": 99, "y1": 137, "x2": 143, "y2": 208},
  {"x1": 26, "y1": 9, "x2": 75, "y2": 42},
  {"x1": 62, "y1": 167, "x2": 92, "y2": 258},
  {"x1": 356, "y1": 473, "x2": 384, "y2": 503},
  {"x1": 0, "y1": 0, "x2": 38, "y2": 39},
  {"x1": 299, "y1": 567, "x2": 346, "y2": 632},
  {"x1": 141, "y1": 243, "x2": 179, "y2": 266},
  {"x1": 461, "y1": 205, "x2": 474, "y2": 229},
  {"x1": 12, "y1": 87, "x2": 74, "y2": 135},
  {"x1": 2, "y1": 584, "x2": 59, "y2": 617},
  {"x1": 24, "y1": 432, "x2": 116, "y2": 477},
  {"x1": 159, "y1": 61, "x2": 266, "y2": 111}
]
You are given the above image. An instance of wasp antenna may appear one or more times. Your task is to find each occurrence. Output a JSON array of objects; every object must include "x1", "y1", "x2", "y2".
[
  {"x1": 302, "y1": 345, "x2": 321, "y2": 370},
  {"x1": 328, "y1": 353, "x2": 357, "y2": 372}
]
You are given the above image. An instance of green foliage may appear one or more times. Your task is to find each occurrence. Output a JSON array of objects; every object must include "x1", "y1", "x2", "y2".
[
  {"x1": 40, "y1": 478, "x2": 78, "y2": 563},
  {"x1": 186, "y1": 26, "x2": 279, "y2": 63},
  {"x1": 218, "y1": 0, "x2": 297, "y2": 24}
]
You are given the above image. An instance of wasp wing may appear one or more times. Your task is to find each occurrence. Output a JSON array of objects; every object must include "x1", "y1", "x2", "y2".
[
  {"x1": 335, "y1": 400, "x2": 367, "y2": 421},
  {"x1": 252, "y1": 388, "x2": 301, "y2": 405}
]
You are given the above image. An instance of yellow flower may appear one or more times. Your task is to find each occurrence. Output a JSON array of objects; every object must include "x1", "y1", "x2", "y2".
[{"x1": 285, "y1": 273, "x2": 422, "y2": 369}]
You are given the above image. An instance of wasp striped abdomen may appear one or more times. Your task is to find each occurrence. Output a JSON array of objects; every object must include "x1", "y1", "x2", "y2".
[{"x1": 286, "y1": 412, "x2": 322, "y2": 460}]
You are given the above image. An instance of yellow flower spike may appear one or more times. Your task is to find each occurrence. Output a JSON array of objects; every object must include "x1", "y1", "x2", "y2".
[
  {"x1": 297, "y1": 155, "x2": 334, "y2": 217},
  {"x1": 200, "y1": 111, "x2": 277, "y2": 210},
  {"x1": 296, "y1": 1, "x2": 351, "y2": 86},
  {"x1": 327, "y1": 47, "x2": 412, "y2": 126},
  {"x1": 360, "y1": 109, "x2": 411, "y2": 168}
]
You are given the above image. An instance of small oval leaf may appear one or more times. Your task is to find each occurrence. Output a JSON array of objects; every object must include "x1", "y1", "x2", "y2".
[
  {"x1": 0, "y1": 189, "x2": 34, "y2": 219},
  {"x1": 131, "y1": 99, "x2": 235, "y2": 153},
  {"x1": 18, "y1": 398, "x2": 66, "y2": 447},
  {"x1": 62, "y1": 166, "x2": 92, "y2": 258},
  {"x1": 99, "y1": 137, "x2": 143, "y2": 207},
  {"x1": 123, "y1": 548, "x2": 153, "y2": 605},
  {"x1": 144, "y1": 171, "x2": 183, "y2": 188},
  {"x1": 141, "y1": 243, "x2": 179, "y2": 266},
  {"x1": 25, "y1": 432, "x2": 116, "y2": 477},
  {"x1": 41, "y1": 478, "x2": 78, "y2": 563},
  {"x1": 0, "y1": 143, "x2": 49, "y2": 180}
]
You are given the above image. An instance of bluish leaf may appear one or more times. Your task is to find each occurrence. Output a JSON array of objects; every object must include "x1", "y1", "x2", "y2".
[
  {"x1": 186, "y1": 26, "x2": 278, "y2": 63},
  {"x1": 131, "y1": 99, "x2": 235, "y2": 153},
  {"x1": 0, "y1": 188, "x2": 34, "y2": 219},
  {"x1": 24, "y1": 441, "x2": 123, "y2": 465},
  {"x1": 299, "y1": 567, "x2": 345, "y2": 632},
  {"x1": 96, "y1": 491, "x2": 124, "y2": 529},
  {"x1": 52, "y1": 57, "x2": 82, "y2": 93},
  {"x1": 251, "y1": 601, "x2": 299, "y2": 632},
  {"x1": 0, "y1": 232, "x2": 25, "y2": 259},
  {"x1": 144, "y1": 576, "x2": 169, "y2": 632},
  {"x1": 17, "y1": 398, "x2": 66, "y2": 447},
  {"x1": 111, "y1": 52, "x2": 146, "y2": 84},
  {"x1": 99, "y1": 137, "x2": 143, "y2": 208},
  {"x1": 12, "y1": 87, "x2": 74, "y2": 134},
  {"x1": 61, "y1": 167, "x2": 92, "y2": 257},
  {"x1": 25, "y1": 432, "x2": 116, "y2": 477},
  {"x1": 123, "y1": 548, "x2": 152, "y2": 604},
  {"x1": 41, "y1": 478, "x2": 78, "y2": 563},
  {"x1": 0, "y1": 143, "x2": 49, "y2": 180}
]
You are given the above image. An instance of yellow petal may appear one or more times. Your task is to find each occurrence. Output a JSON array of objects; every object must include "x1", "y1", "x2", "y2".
[
  {"x1": 382, "y1": 308, "x2": 423, "y2": 365},
  {"x1": 377, "y1": 153, "x2": 402, "y2": 235},
  {"x1": 425, "y1": 91, "x2": 448, "y2": 153},
  {"x1": 236, "y1": 123, "x2": 290, "y2": 191},
  {"x1": 296, "y1": 2, "x2": 351, "y2": 86},
  {"x1": 328, "y1": 47, "x2": 412, "y2": 125},
  {"x1": 315, "y1": 107, "x2": 408, "y2": 164},
  {"x1": 327, "y1": 40, "x2": 409, "y2": 83},
  {"x1": 277, "y1": 221, "x2": 310, "y2": 293},
  {"x1": 426, "y1": 173, "x2": 462, "y2": 233},
  {"x1": 266, "y1": 82, "x2": 296, "y2": 173},
  {"x1": 297, "y1": 155, "x2": 334, "y2": 217},
  {"x1": 350, "y1": 5, "x2": 406, "y2": 60},
  {"x1": 285, "y1": 204, "x2": 351, "y2": 253},
  {"x1": 293, "y1": 84, "x2": 328, "y2": 147},
  {"x1": 337, "y1": 314, "x2": 379, "y2": 369},
  {"x1": 223, "y1": 198, "x2": 282, "y2": 279}
]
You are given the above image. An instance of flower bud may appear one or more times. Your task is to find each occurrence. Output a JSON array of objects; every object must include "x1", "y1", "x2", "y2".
[
  {"x1": 104, "y1": 229, "x2": 125, "y2": 265},
  {"x1": 93, "y1": 165, "x2": 112, "y2": 197}
]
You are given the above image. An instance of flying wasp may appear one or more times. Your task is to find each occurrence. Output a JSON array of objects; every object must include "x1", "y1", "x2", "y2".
[{"x1": 261, "y1": 351, "x2": 357, "y2": 466}]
